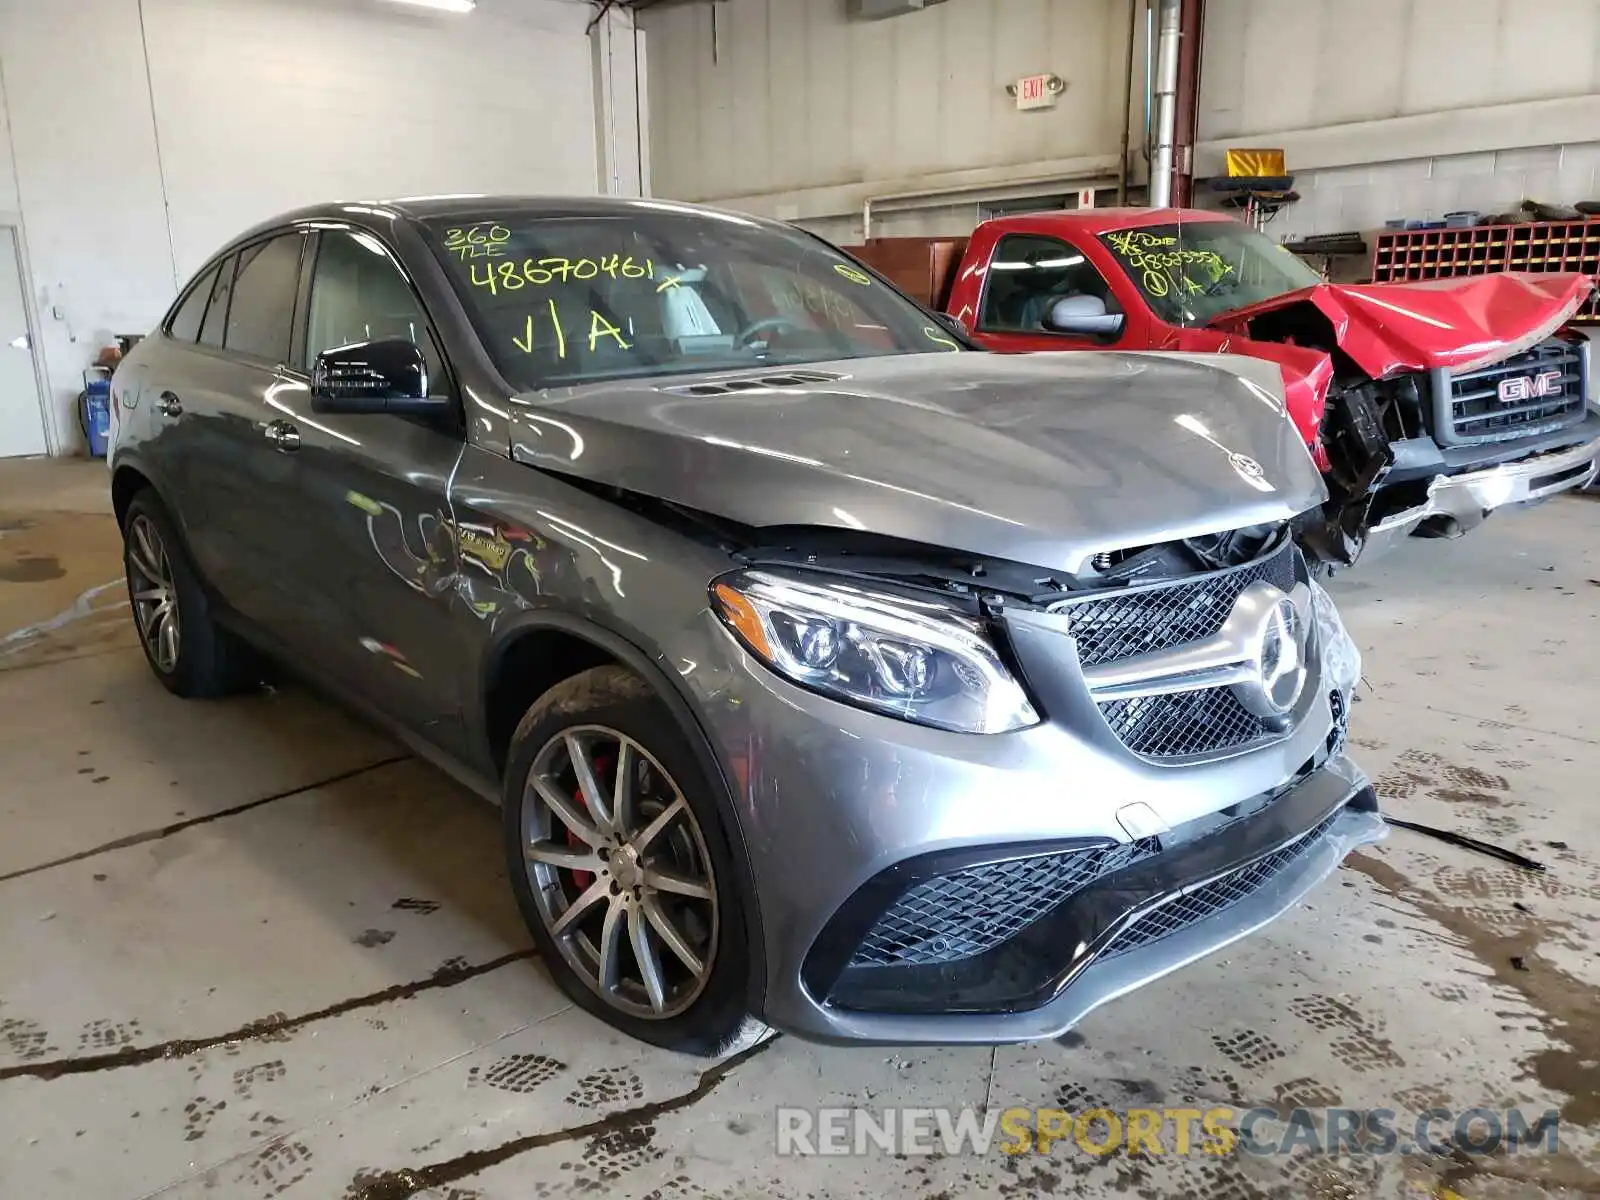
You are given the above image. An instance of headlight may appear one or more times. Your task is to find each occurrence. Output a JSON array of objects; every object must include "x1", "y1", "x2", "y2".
[
  {"x1": 710, "y1": 569, "x2": 1039, "y2": 734},
  {"x1": 1310, "y1": 578, "x2": 1361, "y2": 698}
]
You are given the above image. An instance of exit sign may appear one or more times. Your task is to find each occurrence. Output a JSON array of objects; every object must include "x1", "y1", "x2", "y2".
[{"x1": 1014, "y1": 73, "x2": 1061, "y2": 111}]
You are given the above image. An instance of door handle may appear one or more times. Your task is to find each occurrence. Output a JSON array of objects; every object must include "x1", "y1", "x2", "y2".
[
  {"x1": 263, "y1": 419, "x2": 300, "y2": 452},
  {"x1": 155, "y1": 391, "x2": 183, "y2": 417}
]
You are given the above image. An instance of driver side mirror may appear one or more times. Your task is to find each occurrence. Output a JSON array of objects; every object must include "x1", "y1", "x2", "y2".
[
  {"x1": 1043, "y1": 294, "x2": 1125, "y2": 339},
  {"x1": 311, "y1": 338, "x2": 446, "y2": 415}
]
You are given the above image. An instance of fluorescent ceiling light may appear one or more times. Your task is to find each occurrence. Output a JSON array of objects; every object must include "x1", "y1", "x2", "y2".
[{"x1": 382, "y1": 0, "x2": 476, "y2": 12}]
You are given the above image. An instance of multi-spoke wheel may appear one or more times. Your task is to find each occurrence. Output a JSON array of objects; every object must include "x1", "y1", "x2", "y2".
[
  {"x1": 120, "y1": 489, "x2": 253, "y2": 697},
  {"x1": 524, "y1": 726, "x2": 717, "y2": 1019},
  {"x1": 503, "y1": 666, "x2": 766, "y2": 1054},
  {"x1": 127, "y1": 513, "x2": 181, "y2": 673}
]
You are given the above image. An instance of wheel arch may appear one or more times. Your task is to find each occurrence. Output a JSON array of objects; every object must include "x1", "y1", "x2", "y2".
[{"x1": 478, "y1": 610, "x2": 768, "y2": 1014}]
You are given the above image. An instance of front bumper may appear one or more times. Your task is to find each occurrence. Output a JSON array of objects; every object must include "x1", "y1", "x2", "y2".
[
  {"x1": 800, "y1": 761, "x2": 1383, "y2": 1044},
  {"x1": 686, "y1": 596, "x2": 1374, "y2": 1045},
  {"x1": 1364, "y1": 429, "x2": 1600, "y2": 560}
]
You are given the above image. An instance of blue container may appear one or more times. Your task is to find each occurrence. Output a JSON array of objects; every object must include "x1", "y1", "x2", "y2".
[{"x1": 83, "y1": 379, "x2": 111, "y2": 458}]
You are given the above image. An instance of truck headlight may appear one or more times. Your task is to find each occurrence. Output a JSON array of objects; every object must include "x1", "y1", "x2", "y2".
[{"x1": 711, "y1": 569, "x2": 1039, "y2": 734}]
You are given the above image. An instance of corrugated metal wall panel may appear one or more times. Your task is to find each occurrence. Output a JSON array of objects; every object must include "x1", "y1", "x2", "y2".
[{"x1": 643, "y1": 0, "x2": 1136, "y2": 206}]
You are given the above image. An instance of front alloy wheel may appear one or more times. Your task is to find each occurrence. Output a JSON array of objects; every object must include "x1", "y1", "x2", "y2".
[
  {"x1": 523, "y1": 725, "x2": 718, "y2": 1020},
  {"x1": 126, "y1": 513, "x2": 181, "y2": 673}
]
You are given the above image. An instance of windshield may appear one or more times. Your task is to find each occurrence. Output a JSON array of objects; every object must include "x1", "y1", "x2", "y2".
[
  {"x1": 425, "y1": 210, "x2": 962, "y2": 388},
  {"x1": 1098, "y1": 221, "x2": 1323, "y2": 326}
]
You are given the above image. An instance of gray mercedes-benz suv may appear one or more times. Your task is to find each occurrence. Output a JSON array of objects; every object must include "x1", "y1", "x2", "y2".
[{"x1": 107, "y1": 196, "x2": 1384, "y2": 1053}]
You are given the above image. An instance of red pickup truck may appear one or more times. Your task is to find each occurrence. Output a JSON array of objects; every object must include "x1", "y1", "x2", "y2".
[{"x1": 847, "y1": 209, "x2": 1599, "y2": 566}]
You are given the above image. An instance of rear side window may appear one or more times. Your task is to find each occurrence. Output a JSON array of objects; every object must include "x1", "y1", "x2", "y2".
[
  {"x1": 167, "y1": 264, "x2": 219, "y2": 343},
  {"x1": 225, "y1": 235, "x2": 304, "y2": 363},
  {"x1": 199, "y1": 254, "x2": 238, "y2": 349}
]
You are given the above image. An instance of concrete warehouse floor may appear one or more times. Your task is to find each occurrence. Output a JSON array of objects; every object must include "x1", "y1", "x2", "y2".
[{"x1": 0, "y1": 458, "x2": 1597, "y2": 1200}]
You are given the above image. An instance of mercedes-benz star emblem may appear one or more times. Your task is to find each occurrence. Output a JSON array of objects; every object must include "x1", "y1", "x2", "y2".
[
  {"x1": 1234, "y1": 588, "x2": 1309, "y2": 727},
  {"x1": 1228, "y1": 452, "x2": 1265, "y2": 480}
]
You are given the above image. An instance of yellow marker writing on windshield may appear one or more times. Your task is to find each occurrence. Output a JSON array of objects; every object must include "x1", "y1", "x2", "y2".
[
  {"x1": 588, "y1": 310, "x2": 630, "y2": 351},
  {"x1": 834, "y1": 263, "x2": 873, "y2": 286},
  {"x1": 549, "y1": 298, "x2": 566, "y2": 358},
  {"x1": 922, "y1": 326, "x2": 960, "y2": 352}
]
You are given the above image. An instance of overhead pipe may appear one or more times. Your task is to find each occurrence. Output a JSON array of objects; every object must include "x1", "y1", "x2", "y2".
[
  {"x1": 1170, "y1": 0, "x2": 1205, "y2": 207},
  {"x1": 1148, "y1": 0, "x2": 1181, "y2": 208},
  {"x1": 1116, "y1": 0, "x2": 1139, "y2": 205}
]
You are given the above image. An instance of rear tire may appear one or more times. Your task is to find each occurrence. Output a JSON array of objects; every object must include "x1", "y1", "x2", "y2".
[
  {"x1": 121, "y1": 490, "x2": 255, "y2": 698},
  {"x1": 502, "y1": 665, "x2": 764, "y2": 1056}
]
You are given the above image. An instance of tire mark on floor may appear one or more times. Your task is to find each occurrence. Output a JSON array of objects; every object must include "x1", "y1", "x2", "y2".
[
  {"x1": 347, "y1": 1035, "x2": 780, "y2": 1200},
  {"x1": 0, "y1": 949, "x2": 534, "y2": 1082},
  {"x1": 0, "y1": 754, "x2": 411, "y2": 885}
]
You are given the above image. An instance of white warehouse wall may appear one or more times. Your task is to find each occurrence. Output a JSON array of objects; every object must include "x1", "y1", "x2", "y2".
[
  {"x1": 641, "y1": 0, "x2": 1144, "y2": 236},
  {"x1": 0, "y1": 0, "x2": 599, "y2": 456},
  {"x1": 1198, "y1": 0, "x2": 1600, "y2": 242}
]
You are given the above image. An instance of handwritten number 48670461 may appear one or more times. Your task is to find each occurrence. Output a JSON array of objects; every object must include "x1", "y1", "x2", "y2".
[{"x1": 470, "y1": 256, "x2": 654, "y2": 296}]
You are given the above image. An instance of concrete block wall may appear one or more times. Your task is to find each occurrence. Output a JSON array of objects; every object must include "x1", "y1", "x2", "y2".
[
  {"x1": 1264, "y1": 142, "x2": 1600, "y2": 245},
  {"x1": 0, "y1": 0, "x2": 598, "y2": 457}
]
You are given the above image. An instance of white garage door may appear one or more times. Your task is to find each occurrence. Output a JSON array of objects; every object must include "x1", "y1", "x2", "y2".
[{"x1": 0, "y1": 226, "x2": 48, "y2": 459}]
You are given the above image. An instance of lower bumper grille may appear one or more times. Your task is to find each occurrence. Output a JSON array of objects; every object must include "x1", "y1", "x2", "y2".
[
  {"x1": 1100, "y1": 811, "x2": 1340, "y2": 958},
  {"x1": 849, "y1": 839, "x2": 1155, "y2": 969},
  {"x1": 807, "y1": 769, "x2": 1369, "y2": 1017},
  {"x1": 1438, "y1": 340, "x2": 1588, "y2": 446}
]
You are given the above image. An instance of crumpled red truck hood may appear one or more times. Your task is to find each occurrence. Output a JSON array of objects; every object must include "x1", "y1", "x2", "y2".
[{"x1": 1207, "y1": 272, "x2": 1595, "y2": 380}]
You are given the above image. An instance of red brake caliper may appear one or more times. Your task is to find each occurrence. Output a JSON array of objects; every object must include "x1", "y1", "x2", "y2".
[{"x1": 567, "y1": 752, "x2": 612, "y2": 892}]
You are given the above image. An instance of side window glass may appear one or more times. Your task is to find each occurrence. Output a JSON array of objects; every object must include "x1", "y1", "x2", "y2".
[
  {"x1": 978, "y1": 234, "x2": 1120, "y2": 334},
  {"x1": 167, "y1": 264, "x2": 219, "y2": 343},
  {"x1": 225, "y1": 235, "x2": 304, "y2": 363},
  {"x1": 198, "y1": 254, "x2": 238, "y2": 349},
  {"x1": 304, "y1": 231, "x2": 442, "y2": 386}
]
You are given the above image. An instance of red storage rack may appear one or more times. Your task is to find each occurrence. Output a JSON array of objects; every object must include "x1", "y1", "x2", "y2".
[{"x1": 1371, "y1": 219, "x2": 1600, "y2": 322}]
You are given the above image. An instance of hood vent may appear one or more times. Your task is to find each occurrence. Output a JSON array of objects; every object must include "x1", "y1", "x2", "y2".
[{"x1": 664, "y1": 370, "x2": 841, "y2": 397}]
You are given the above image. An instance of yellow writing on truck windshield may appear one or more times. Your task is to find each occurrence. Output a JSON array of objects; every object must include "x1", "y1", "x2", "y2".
[{"x1": 1104, "y1": 230, "x2": 1233, "y2": 298}]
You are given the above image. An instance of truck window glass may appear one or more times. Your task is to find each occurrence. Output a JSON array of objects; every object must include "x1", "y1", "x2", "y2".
[
  {"x1": 1099, "y1": 222, "x2": 1322, "y2": 326},
  {"x1": 978, "y1": 234, "x2": 1120, "y2": 333}
]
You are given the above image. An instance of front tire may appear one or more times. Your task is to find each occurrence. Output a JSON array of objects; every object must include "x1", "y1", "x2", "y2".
[
  {"x1": 121, "y1": 490, "x2": 253, "y2": 698},
  {"x1": 502, "y1": 666, "x2": 764, "y2": 1055}
]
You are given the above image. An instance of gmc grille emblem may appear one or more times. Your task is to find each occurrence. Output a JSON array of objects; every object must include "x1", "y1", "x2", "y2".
[{"x1": 1498, "y1": 370, "x2": 1564, "y2": 402}]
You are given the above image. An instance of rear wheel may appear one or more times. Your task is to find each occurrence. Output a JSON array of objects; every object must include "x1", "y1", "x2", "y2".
[
  {"x1": 121, "y1": 491, "x2": 254, "y2": 697},
  {"x1": 503, "y1": 666, "x2": 767, "y2": 1055}
]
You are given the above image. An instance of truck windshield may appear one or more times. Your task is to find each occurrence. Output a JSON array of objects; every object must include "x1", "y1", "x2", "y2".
[
  {"x1": 1098, "y1": 221, "x2": 1323, "y2": 326},
  {"x1": 424, "y1": 210, "x2": 962, "y2": 389}
]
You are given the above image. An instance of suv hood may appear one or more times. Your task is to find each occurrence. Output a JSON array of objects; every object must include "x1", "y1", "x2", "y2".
[
  {"x1": 1207, "y1": 273, "x2": 1595, "y2": 379},
  {"x1": 508, "y1": 352, "x2": 1325, "y2": 575}
]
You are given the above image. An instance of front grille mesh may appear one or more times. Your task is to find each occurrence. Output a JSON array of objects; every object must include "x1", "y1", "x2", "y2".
[
  {"x1": 1098, "y1": 689, "x2": 1276, "y2": 759},
  {"x1": 1059, "y1": 539, "x2": 1301, "y2": 759},
  {"x1": 849, "y1": 840, "x2": 1157, "y2": 968},
  {"x1": 1100, "y1": 812, "x2": 1340, "y2": 959},
  {"x1": 1062, "y1": 540, "x2": 1298, "y2": 669},
  {"x1": 1446, "y1": 340, "x2": 1586, "y2": 444}
]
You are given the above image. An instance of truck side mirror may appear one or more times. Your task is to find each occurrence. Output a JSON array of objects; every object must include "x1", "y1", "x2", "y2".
[{"x1": 1043, "y1": 295, "x2": 1125, "y2": 339}]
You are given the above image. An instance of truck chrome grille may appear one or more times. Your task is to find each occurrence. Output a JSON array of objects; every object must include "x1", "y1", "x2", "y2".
[
  {"x1": 1440, "y1": 340, "x2": 1587, "y2": 445},
  {"x1": 1054, "y1": 537, "x2": 1304, "y2": 760}
]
